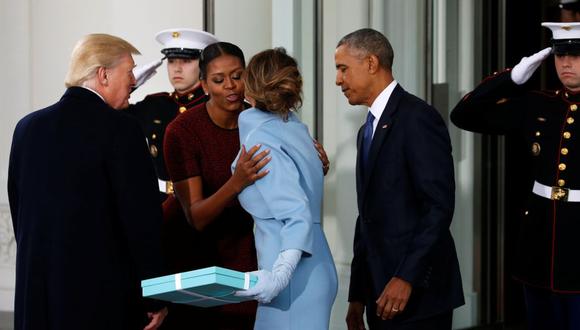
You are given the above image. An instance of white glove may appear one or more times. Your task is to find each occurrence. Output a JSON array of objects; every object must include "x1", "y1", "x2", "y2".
[
  {"x1": 235, "y1": 249, "x2": 302, "y2": 304},
  {"x1": 133, "y1": 58, "x2": 164, "y2": 90},
  {"x1": 510, "y1": 47, "x2": 552, "y2": 85}
]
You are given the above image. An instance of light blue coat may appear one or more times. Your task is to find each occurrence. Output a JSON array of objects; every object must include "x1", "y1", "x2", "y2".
[{"x1": 233, "y1": 107, "x2": 338, "y2": 330}]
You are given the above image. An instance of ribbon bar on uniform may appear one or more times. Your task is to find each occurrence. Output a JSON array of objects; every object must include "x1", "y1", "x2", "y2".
[{"x1": 532, "y1": 180, "x2": 580, "y2": 202}]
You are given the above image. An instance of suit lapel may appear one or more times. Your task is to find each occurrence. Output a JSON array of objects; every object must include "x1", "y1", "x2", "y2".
[{"x1": 362, "y1": 84, "x2": 405, "y2": 191}]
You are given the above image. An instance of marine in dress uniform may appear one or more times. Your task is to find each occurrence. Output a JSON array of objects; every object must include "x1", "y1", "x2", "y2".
[
  {"x1": 451, "y1": 22, "x2": 580, "y2": 330},
  {"x1": 126, "y1": 28, "x2": 218, "y2": 199}
]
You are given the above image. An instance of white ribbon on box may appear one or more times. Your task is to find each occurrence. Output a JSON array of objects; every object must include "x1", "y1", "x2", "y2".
[{"x1": 174, "y1": 272, "x2": 251, "y2": 304}]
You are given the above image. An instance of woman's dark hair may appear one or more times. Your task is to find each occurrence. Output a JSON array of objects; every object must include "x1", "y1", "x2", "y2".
[
  {"x1": 243, "y1": 47, "x2": 302, "y2": 120},
  {"x1": 199, "y1": 42, "x2": 245, "y2": 80}
]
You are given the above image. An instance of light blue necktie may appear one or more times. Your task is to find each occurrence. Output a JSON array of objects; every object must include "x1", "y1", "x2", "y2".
[{"x1": 362, "y1": 111, "x2": 375, "y2": 168}]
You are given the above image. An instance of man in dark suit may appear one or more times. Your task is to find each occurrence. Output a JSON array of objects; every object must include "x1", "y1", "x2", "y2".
[
  {"x1": 335, "y1": 28, "x2": 464, "y2": 330},
  {"x1": 8, "y1": 33, "x2": 167, "y2": 330}
]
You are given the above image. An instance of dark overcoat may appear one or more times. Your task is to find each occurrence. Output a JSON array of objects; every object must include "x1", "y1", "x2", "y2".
[{"x1": 8, "y1": 87, "x2": 165, "y2": 330}]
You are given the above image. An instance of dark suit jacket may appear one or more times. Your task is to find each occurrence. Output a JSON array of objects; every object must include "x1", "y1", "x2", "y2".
[
  {"x1": 8, "y1": 87, "x2": 165, "y2": 330},
  {"x1": 348, "y1": 84, "x2": 464, "y2": 325}
]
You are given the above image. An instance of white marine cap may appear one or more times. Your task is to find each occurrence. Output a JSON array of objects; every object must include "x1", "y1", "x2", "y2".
[
  {"x1": 542, "y1": 22, "x2": 580, "y2": 55},
  {"x1": 155, "y1": 28, "x2": 218, "y2": 59}
]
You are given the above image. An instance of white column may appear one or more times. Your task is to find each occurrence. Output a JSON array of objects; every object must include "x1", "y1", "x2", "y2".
[
  {"x1": 434, "y1": 0, "x2": 447, "y2": 84},
  {"x1": 214, "y1": 0, "x2": 272, "y2": 59},
  {"x1": 450, "y1": 0, "x2": 478, "y2": 328}
]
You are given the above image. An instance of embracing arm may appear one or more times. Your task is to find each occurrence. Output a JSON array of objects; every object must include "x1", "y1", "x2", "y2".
[{"x1": 173, "y1": 144, "x2": 271, "y2": 231}]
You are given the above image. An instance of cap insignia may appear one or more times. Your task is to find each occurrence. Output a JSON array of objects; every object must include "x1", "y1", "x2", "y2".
[{"x1": 172, "y1": 31, "x2": 180, "y2": 38}]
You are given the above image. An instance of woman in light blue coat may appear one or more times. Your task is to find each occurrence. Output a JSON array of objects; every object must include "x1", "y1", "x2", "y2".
[{"x1": 233, "y1": 48, "x2": 338, "y2": 330}]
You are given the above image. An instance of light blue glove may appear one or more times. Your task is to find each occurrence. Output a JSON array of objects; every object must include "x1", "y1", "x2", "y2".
[
  {"x1": 133, "y1": 58, "x2": 164, "y2": 90},
  {"x1": 510, "y1": 47, "x2": 552, "y2": 85},
  {"x1": 235, "y1": 249, "x2": 302, "y2": 304}
]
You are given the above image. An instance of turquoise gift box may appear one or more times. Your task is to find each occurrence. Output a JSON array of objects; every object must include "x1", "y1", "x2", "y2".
[{"x1": 141, "y1": 266, "x2": 257, "y2": 307}]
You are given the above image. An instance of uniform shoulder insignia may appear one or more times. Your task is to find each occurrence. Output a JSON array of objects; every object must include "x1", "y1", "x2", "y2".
[
  {"x1": 146, "y1": 92, "x2": 171, "y2": 98},
  {"x1": 481, "y1": 68, "x2": 510, "y2": 84},
  {"x1": 533, "y1": 90, "x2": 559, "y2": 98}
]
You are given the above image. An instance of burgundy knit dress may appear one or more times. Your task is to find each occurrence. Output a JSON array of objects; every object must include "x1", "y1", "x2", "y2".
[{"x1": 163, "y1": 103, "x2": 257, "y2": 329}]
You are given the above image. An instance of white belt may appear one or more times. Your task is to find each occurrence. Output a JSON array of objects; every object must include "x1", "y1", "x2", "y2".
[
  {"x1": 158, "y1": 179, "x2": 174, "y2": 194},
  {"x1": 532, "y1": 181, "x2": 580, "y2": 202}
]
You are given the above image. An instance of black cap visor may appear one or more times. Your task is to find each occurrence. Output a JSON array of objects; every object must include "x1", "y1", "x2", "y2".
[
  {"x1": 553, "y1": 39, "x2": 580, "y2": 55},
  {"x1": 161, "y1": 48, "x2": 202, "y2": 59}
]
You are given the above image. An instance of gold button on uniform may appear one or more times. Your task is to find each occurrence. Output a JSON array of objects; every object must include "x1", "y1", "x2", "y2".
[
  {"x1": 558, "y1": 179, "x2": 566, "y2": 187},
  {"x1": 564, "y1": 131, "x2": 572, "y2": 139},
  {"x1": 535, "y1": 131, "x2": 541, "y2": 137},
  {"x1": 561, "y1": 148, "x2": 569, "y2": 155},
  {"x1": 179, "y1": 106, "x2": 187, "y2": 113},
  {"x1": 152, "y1": 134, "x2": 157, "y2": 140},
  {"x1": 567, "y1": 117, "x2": 575, "y2": 124},
  {"x1": 571, "y1": 104, "x2": 578, "y2": 111},
  {"x1": 188, "y1": 93, "x2": 194, "y2": 100},
  {"x1": 559, "y1": 163, "x2": 567, "y2": 171}
]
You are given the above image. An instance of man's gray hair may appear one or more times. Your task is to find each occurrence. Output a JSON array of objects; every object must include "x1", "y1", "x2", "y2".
[{"x1": 337, "y1": 28, "x2": 394, "y2": 71}]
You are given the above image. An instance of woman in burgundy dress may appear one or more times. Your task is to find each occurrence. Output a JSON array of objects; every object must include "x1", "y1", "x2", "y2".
[{"x1": 163, "y1": 42, "x2": 269, "y2": 329}]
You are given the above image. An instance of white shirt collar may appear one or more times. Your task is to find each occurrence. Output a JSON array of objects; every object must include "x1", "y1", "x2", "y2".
[
  {"x1": 368, "y1": 80, "x2": 397, "y2": 135},
  {"x1": 80, "y1": 86, "x2": 105, "y2": 102}
]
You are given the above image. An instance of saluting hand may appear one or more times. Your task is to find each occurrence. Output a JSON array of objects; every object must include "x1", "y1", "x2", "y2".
[{"x1": 511, "y1": 47, "x2": 552, "y2": 85}]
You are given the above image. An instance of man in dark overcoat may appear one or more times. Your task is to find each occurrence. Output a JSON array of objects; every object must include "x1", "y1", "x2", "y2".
[{"x1": 8, "y1": 33, "x2": 167, "y2": 330}]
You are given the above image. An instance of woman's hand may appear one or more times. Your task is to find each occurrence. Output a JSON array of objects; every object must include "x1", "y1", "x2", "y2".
[
  {"x1": 231, "y1": 144, "x2": 271, "y2": 192},
  {"x1": 313, "y1": 140, "x2": 330, "y2": 175}
]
